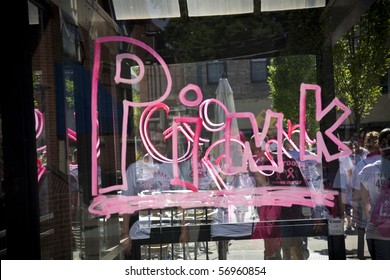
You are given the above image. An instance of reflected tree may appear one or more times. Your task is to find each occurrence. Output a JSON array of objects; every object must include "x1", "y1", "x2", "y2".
[
  {"x1": 267, "y1": 55, "x2": 318, "y2": 138},
  {"x1": 333, "y1": 0, "x2": 390, "y2": 133}
]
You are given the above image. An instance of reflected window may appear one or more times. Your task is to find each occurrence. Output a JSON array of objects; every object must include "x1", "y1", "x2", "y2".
[
  {"x1": 61, "y1": 11, "x2": 82, "y2": 62},
  {"x1": 28, "y1": 1, "x2": 39, "y2": 25},
  {"x1": 207, "y1": 61, "x2": 226, "y2": 84},
  {"x1": 250, "y1": 58, "x2": 268, "y2": 83}
]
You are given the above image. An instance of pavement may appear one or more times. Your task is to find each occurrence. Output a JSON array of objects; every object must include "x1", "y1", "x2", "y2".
[
  {"x1": 74, "y1": 207, "x2": 371, "y2": 260},
  {"x1": 169, "y1": 207, "x2": 371, "y2": 260},
  {"x1": 171, "y1": 229, "x2": 369, "y2": 260}
]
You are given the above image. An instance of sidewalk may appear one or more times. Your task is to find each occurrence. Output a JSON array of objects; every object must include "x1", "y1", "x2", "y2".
[
  {"x1": 74, "y1": 228, "x2": 370, "y2": 260},
  {"x1": 192, "y1": 231, "x2": 370, "y2": 260}
]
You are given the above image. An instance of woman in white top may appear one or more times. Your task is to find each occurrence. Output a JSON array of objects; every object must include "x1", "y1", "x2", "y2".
[{"x1": 359, "y1": 128, "x2": 390, "y2": 260}]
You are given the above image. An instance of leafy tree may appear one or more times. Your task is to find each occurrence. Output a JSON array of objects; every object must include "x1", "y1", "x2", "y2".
[
  {"x1": 267, "y1": 55, "x2": 318, "y2": 138},
  {"x1": 65, "y1": 78, "x2": 75, "y2": 108},
  {"x1": 163, "y1": 14, "x2": 284, "y2": 63},
  {"x1": 333, "y1": 0, "x2": 390, "y2": 133},
  {"x1": 160, "y1": 3, "x2": 325, "y2": 63}
]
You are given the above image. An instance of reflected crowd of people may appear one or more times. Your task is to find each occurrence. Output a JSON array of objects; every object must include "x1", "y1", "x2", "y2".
[{"x1": 334, "y1": 128, "x2": 390, "y2": 260}]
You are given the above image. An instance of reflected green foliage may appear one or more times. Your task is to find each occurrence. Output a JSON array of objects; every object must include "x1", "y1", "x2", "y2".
[
  {"x1": 267, "y1": 55, "x2": 318, "y2": 138},
  {"x1": 132, "y1": 89, "x2": 141, "y2": 136},
  {"x1": 131, "y1": 66, "x2": 141, "y2": 138},
  {"x1": 162, "y1": 8, "x2": 323, "y2": 63},
  {"x1": 333, "y1": 0, "x2": 390, "y2": 132},
  {"x1": 163, "y1": 14, "x2": 283, "y2": 62},
  {"x1": 65, "y1": 78, "x2": 75, "y2": 108},
  {"x1": 32, "y1": 71, "x2": 41, "y2": 108}
]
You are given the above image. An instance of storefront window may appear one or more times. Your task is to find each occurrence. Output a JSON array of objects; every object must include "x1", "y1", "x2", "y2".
[
  {"x1": 207, "y1": 61, "x2": 227, "y2": 84},
  {"x1": 250, "y1": 58, "x2": 268, "y2": 83}
]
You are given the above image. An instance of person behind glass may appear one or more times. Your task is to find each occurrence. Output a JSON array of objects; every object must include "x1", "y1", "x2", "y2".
[
  {"x1": 121, "y1": 127, "x2": 189, "y2": 259},
  {"x1": 351, "y1": 131, "x2": 380, "y2": 258},
  {"x1": 182, "y1": 143, "x2": 221, "y2": 257},
  {"x1": 359, "y1": 128, "x2": 390, "y2": 260},
  {"x1": 351, "y1": 139, "x2": 369, "y2": 165},
  {"x1": 338, "y1": 141, "x2": 355, "y2": 233},
  {"x1": 284, "y1": 131, "x2": 322, "y2": 257},
  {"x1": 184, "y1": 143, "x2": 217, "y2": 191},
  {"x1": 266, "y1": 138, "x2": 309, "y2": 260},
  {"x1": 285, "y1": 130, "x2": 320, "y2": 191},
  {"x1": 250, "y1": 134, "x2": 282, "y2": 260}
]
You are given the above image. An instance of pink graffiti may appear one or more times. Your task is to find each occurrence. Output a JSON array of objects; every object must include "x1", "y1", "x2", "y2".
[
  {"x1": 37, "y1": 158, "x2": 46, "y2": 182},
  {"x1": 179, "y1": 84, "x2": 203, "y2": 107},
  {"x1": 299, "y1": 83, "x2": 351, "y2": 162},
  {"x1": 34, "y1": 108, "x2": 100, "y2": 183},
  {"x1": 92, "y1": 36, "x2": 173, "y2": 195},
  {"x1": 35, "y1": 109, "x2": 44, "y2": 140},
  {"x1": 139, "y1": 103, "x2": 173, "y2": 163},
  {"x1": 35, "y1": 109, "x2": 46, "y2": 182},
  {"x1": 68, "y1": 128, "x2": 77, "y2": 142},
  {"x1": 170, "y1": 116, "x2": 203, "y2": 192},
  {"x1": 90, "y1": 36, "x2": 352, "y2": 216},
  {"x1": 88, "y1": 187, "x2": 338, "y2": 219}
]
